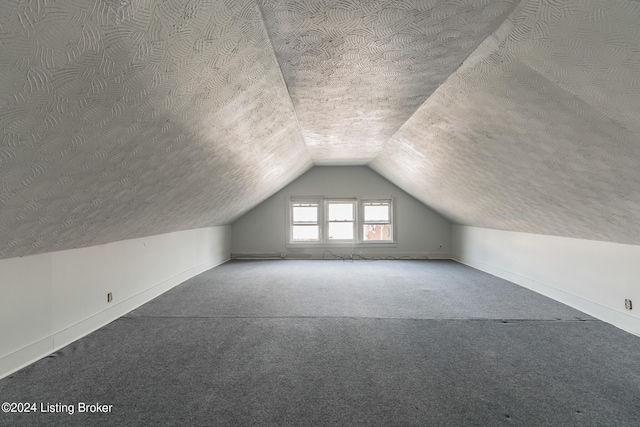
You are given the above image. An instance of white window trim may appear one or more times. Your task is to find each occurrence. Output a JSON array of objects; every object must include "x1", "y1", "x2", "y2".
[
  {"x1": 325, "y1": 198, "x2": 357, "y2": 242},
  {"x1": 361, "y1": 199, "x2": 393, "y2": 243},
  {"x1": 286, "y1": 196, "x2": 397, "y2": 248},
  {"x1": 289, "y1": 198, "x2": 322, "y2": 243}
]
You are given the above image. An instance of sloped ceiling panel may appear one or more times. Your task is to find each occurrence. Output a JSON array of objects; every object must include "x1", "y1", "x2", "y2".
[
  {"x1": 258, "y1": 0, "x2": 518, "y2": 163},
  {"x1": 0, "y1": 0, "x2": 311, "y2": 259},
  {"x1": 3, "y1": 0, "x2": 640, "y2": 259},
  {"x1": 371, "y1": 0, "x2": 640, "y2": 244}
]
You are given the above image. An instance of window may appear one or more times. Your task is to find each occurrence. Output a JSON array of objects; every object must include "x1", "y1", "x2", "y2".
[
  {"x1": 327, "y1": 201, "x2": 356, "y2": 241},
  {"x1": 363, "y1": 201, "x2": 391, "y2": 241},
  {"x1": 288, "y1": 197, "x2": 394, "y2": 245},
  {"x1": 291, "y1": 201, "x2": 320, "y2": 242}
]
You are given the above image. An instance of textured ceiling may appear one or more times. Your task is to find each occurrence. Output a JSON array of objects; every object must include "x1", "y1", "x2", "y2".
[
  {"x1": 258, "y1": 0, "x2": 517, "y2": 162},
  {"x1": 371, "y1": 0, "x2": 640, "y2": 244},
  {"x1": 2, "y1": 0, "x2": 640, "y2": 259},
  {"x1": 0, "y1": 0, "x2": 311, "y2": 259}
]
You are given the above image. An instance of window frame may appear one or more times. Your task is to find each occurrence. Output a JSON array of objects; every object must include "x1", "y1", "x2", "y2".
[
  {"x1": 290, "y1": 199, "x2": 322, "y2": 243},
  {"x1": 361, "y1": 199, "x2": 393, "y2": 243},
  {"x1": 286, "y1": 196, "x2": 396, "y2": 247},
  {"x1": 325, "y1": 199, "x2": 357, "y2": 242}
]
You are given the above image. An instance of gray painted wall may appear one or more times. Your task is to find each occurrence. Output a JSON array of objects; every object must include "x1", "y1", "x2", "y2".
[{"x1": 231, "y1": 166, "x2": 451, "y2": 259}]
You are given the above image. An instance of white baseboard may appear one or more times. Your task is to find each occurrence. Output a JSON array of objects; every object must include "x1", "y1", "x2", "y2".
[
  {"x1": 0, "y1": 256, "x2": 228, "y2": 380},
  {"x1": 232, "y1": 252, "x2": 451, "y2": 260},
  {"x1": 453, "y1": 254, "x2": 640, "y2": 337}
]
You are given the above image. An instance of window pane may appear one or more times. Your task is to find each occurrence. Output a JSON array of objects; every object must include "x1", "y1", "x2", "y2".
[
  {"x1": 328, "y1": 222, "x2": 354, "y2": 240},
  {"x1": 292, "y1": 225, "x2": 319, "y2": 241},
  {"x1": 328, "y1": 203, "x2": 354, "y2": 221},
  {"x1": 364, "y1": 204, "x2": 389, "y2": 222},
  {"x1": 292, "y1": 205, "x2": 318, "y2": 223},
  {"x1": 363, "y1": 224, "x2": 390, "y2": 241}
]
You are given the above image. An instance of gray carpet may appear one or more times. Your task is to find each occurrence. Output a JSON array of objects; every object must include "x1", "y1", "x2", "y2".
[{"x1": 1, "y1": 260, "x2": 639, "y2": 426}]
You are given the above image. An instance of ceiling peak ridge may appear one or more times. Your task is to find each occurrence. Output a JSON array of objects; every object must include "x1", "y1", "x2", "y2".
[
  {"x1": 450, "y1": 0, "x2": 529, "y2": 77},
  {"x1": 253, "y1": 0, "x2": 310, "y2": 157},
  {"x1": 511, "y1": 59, "x2": 640, "y2": 139},
  {"x1": 371, "y1": 0, "x2": 530, "y2": 166}
]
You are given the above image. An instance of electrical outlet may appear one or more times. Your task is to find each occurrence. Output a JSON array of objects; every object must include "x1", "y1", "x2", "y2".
[
  {"x1": 107, "y1": 292, "x2": 113, "y2": 303},
  {"x1": 625, "y1": 299, "x2": 632, "y2": 310},
  {"x1": 280, "y1": 252, "x2": 287, "y2": 259}
]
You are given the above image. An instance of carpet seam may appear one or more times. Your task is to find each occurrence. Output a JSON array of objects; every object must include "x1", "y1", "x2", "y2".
[{"x1": 121, "y1": 315, "x2": 598, "y2": 322}]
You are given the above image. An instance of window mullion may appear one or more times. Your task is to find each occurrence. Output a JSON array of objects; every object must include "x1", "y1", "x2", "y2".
[{"x1": 289, "y1": 197, "x2": 393, "y2": 245}]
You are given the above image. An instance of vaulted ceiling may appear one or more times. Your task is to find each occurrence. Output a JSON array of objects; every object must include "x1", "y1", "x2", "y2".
[{"x1": 1, "y1": 0, "x2": 639, "y2": 259}]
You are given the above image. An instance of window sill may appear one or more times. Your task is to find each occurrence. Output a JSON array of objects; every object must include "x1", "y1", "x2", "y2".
[{"x1": 286, "y1": 242, "x2": 398, "y2": 249}]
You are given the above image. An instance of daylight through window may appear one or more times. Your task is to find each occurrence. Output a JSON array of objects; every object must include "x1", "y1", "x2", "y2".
[
  {"x1": 291, "y1": 202, "x2": 320, "y2": 242},
  {"x1": 327, "y1": 201, "x2": 355, "y2": 240},
  {"x1": 363, "y1": 201, "x2": 391, "y2": 241},
  {"x1": 288, "y1": 197, "x2": 393, "y2": 244}
]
